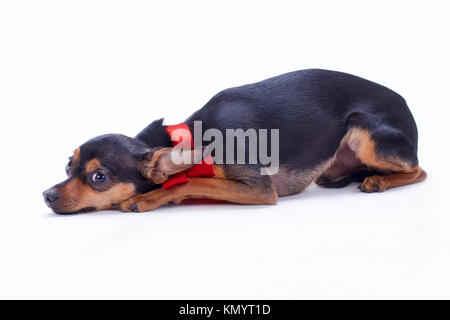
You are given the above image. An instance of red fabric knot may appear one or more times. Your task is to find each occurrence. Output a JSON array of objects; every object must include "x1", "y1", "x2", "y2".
[
  {"x1": 162, "y1": 123, "x2": 215, "y2": 190},
  {"x1": 161, "y1": 123, "x2": 226, "y2": 204}
]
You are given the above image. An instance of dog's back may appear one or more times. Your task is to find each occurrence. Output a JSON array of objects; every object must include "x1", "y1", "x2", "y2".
[{"x1": 186, "y1": 69, "x2": 418, "y2": 169}]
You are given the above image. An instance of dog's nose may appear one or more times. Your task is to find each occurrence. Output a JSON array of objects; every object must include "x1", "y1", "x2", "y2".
[{"x1": 43, "y1": 188, "x2": 59, "y2": 204}]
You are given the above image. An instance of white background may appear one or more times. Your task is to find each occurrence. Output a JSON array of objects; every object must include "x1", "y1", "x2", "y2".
[{"x1": 0, "y1": 0, "x2": 449, "y2": 299}]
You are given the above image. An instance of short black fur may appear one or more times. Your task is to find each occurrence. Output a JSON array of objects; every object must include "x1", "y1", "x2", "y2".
[
  {"x1": 44, "y1": 69, "x2": 422, "y2": 213},
  {"x1": 181, "y1": 69, "x2": 418, "y2": 168}
]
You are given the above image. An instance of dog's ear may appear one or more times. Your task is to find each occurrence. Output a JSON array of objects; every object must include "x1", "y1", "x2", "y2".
[
  {"x1": 135, "y1": 118, "x2": 172, "y2": 148},
  {"x1": 139, "y1": 148, "x2": 202, "y2": 184}
]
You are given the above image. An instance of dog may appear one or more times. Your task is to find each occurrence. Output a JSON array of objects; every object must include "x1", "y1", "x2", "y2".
[{"x1": 43, "y1": 69, "x2": 427, "y2": 214}]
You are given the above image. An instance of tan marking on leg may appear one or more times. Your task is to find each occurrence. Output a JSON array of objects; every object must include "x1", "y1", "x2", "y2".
[
  {"x1": 120, "y1": 177, "x2": 278, "y2": 212},
  {"x1": 346, "y1": 127, "x2": 410, "y2": 171},
  {"x1": 360, "y1": 166, "x2": 427, "y2": 192},
  {"x1": 212, "y1": 165, "x2": 226, "y2": 179},
  {"x1": 140, "y1": 148, "x2": 200, "y2": 183},
  {"x1": 317, "y1": 127, "x2": 426, "y2": 191}
]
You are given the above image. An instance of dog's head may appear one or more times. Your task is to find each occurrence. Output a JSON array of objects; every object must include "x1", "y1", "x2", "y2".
[{"x1": 43, "y1": 132, "x2": 196, "y2": 214}]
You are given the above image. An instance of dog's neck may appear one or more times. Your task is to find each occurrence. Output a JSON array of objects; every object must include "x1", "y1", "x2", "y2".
[{"x1": 135, "y1": 118, "x2": 173, "y2": 148}]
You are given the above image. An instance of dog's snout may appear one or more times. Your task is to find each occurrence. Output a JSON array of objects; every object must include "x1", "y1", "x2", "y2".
[{"x1": 43, "y1": 188, "x2": 59, "y2": 204}]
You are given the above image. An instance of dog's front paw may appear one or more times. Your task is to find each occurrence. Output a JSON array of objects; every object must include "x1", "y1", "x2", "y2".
[
  {"x1": 119, "y1": 190, "x2": 168, "y2": 212},
  {"x1": 119, "y1": 198, "x2": 142, "y2": 212},
  {"x1": 359, "y1": 175, "x2": 386, "y2": 193}
]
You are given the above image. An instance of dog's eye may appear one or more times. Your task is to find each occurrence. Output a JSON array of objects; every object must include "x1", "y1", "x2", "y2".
[{"x1": 91, "y1": 172, "x2": 106, "y2": 184}]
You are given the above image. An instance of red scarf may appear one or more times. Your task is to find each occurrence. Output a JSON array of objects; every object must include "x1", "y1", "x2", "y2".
[{"x1": 163, "y1": 123, "x2": 225, "y2": 204}]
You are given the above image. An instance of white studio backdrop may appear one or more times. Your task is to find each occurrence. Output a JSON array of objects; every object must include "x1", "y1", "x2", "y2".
[{"x1": 0, "y1": 0, "x2": 449, "y2": 299}]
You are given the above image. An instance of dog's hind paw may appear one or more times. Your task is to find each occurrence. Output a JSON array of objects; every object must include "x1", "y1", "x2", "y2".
[{"x1": 359, "y1": 176, "x2": 386, "y2": 193}]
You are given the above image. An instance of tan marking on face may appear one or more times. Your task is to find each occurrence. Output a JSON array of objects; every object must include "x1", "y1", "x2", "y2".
[
  {"x1": 56, "y1": 178, "x2": 136, "y2": 212},
  {"x1": 85, "y1": 158, "x2": 102, "y2": 173}
]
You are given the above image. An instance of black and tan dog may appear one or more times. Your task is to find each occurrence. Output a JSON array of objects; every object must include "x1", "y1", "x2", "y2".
[{"x1": 43, "y1": 69, "x2": 426, "y2": 214}]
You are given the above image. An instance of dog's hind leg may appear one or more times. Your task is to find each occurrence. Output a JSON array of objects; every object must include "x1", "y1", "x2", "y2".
[
  {"x1": 358, "y1": 166, "x2": 426, "y2": 192},
  {"x1": 346, "y1": 126, "x2": 427, "y2": 192},
  {"x1": 347, "y1": 126, "x2": 426, "y2": 192},
  {"x1": 315, "y1": 139, "x2": 369, "y2": 188},
  {"x1": 316, "y1": 125, "x2": 427, "y2": 192}
]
